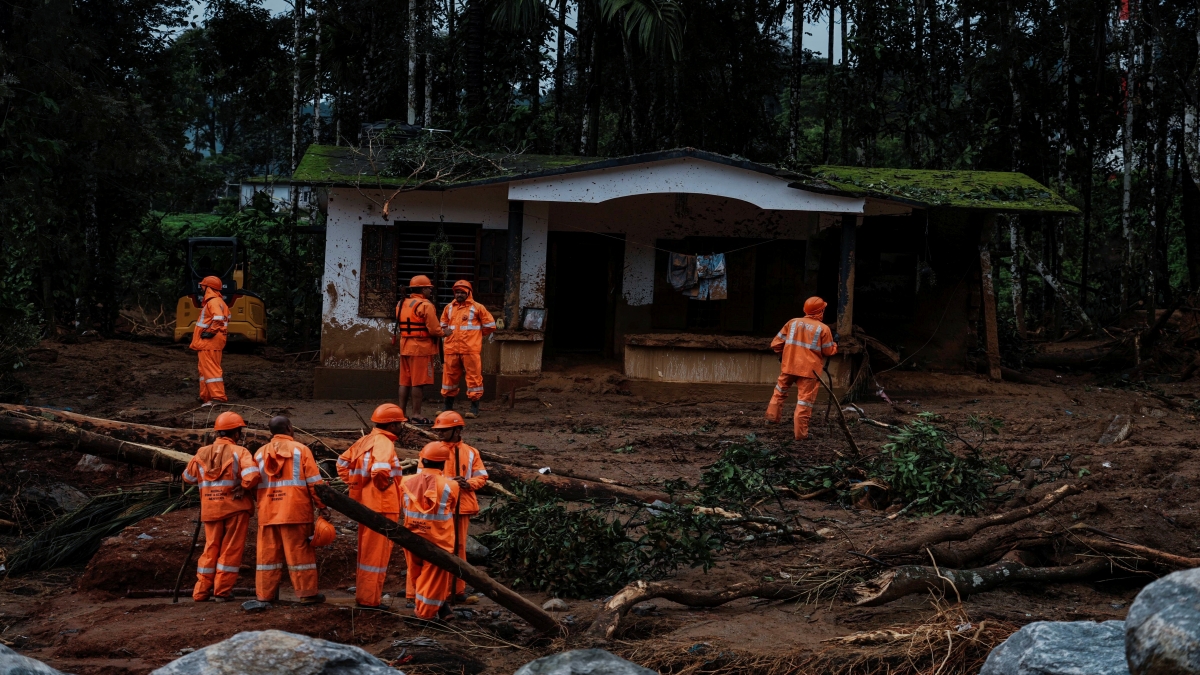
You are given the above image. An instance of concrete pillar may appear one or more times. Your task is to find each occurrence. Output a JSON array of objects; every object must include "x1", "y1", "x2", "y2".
[
  {"x1": 622, "y1": 236, "x2": 655, "y2": 307},
  {"x1": 519, "y1": 201, "x2": 549, "y2": 313},
  {"x1": 503, "y1": 201, "x2": 523, "y2": 329}
]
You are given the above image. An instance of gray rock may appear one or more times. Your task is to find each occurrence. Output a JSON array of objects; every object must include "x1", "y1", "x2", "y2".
[
  {"x1": 0, "y1": 644, "x2": 70, "y2": 675},
  {"x1": 630, "y1": 602, "x2": 657, "y2": 617},
  {"x1": 542, "y1": 598, "x2": 569, "y2": 611},
  {"x1": 980, "y1": 620, "x2": 1128, "y2": 675},
  {"x1": 151, "y1": 630, "x2": 400, "y2": 675},
  {"x1": 466, "y1": 535, "x2": 490, "y2": 563},
  {"x1": 240, "y1": 600, "x2": 270, "y2": 613},
  {"x1": 514, "y1": 649, "x2": 655, "y2": 675},
  {"x1": 1125, "y1": 567, "x2": 1200, "y2": 675}
]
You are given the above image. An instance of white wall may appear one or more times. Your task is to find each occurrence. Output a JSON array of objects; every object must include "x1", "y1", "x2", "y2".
[
  {"x1": 520, "y1": 201, "x2": 550, "y2": 310},
  {"x1": 320, "y1": 184, "x2": 509, "y2": 367}
]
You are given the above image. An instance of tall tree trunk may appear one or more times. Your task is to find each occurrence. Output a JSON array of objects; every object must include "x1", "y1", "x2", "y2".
[
  {"x1": 466, "y1": 0, "x2": 484, "y2": 120},
  {"x1": 290, "y1": 0, "x2": 305, "y2": 219},
  {"x1": 1058, "y1": 11, "x2": 1070, "y2": 190},
  {"x1": 822, "y1": 0, "x2": 833, "y2": 161},
  {"x1": 1009, "y1": 218, "x2": 1026, "y2": 337},
  {"x1": 312, "y1": 0, "x2": 322, "y2": 144},
  {"x1": 585, "y1": 15, "x2": 601, "y2": 156},
  {"x1": 839, "y1": 0, "x2": 848, "y2": 163},
  {"x1": 553, "y1": 0, "x2": 567, "y2": 152},
  {"x1": 1120, "y1": 12, "x2": 1136, "y2": 312},
  {"x1": 1182, "y1": 156, "x2": 1200, "y2": 291},
  {"x1": 789, "y1": 0, "x2": 804, "y2": 158},
  {"x1": 407, "y1": 0, "x2": 418, "y2": 125},
  {"x1": 622, "y1": 27, "x2": 639, "y2": 151},
  {"x1": 576, "y1": 0, "x2": 591, "y2": 153},
  {"x1": 425, "y1": 0, "x2": 433, "y2": 125}
]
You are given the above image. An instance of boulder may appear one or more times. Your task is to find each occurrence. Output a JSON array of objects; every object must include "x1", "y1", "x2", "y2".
[
  {"x1": 0, "y1": 644, "x2": 70, "y2": 675},
  {"x1": 150, "y1": 630, "x2": 400, "y2": 675},
  {"x1": 513, "y1": 649, "x2": 655, "y2": 675},
  {"x1": 1125, "y1": 567, "x2": 1200, "y2": 675},
  {"x1": 465, "y1": 535, "x2": 490, "y2": 563},
  {"x1": 980, "y1": 620, "x2": 1128, "y2": 675},
  {"x1": 542, "y1": 598, "x2": 569, "y2": 612}
]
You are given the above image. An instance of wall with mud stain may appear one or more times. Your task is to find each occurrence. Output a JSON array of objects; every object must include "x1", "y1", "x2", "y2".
[{"x1": 320, "y1": 185, "x2": 509, "y2": 367}]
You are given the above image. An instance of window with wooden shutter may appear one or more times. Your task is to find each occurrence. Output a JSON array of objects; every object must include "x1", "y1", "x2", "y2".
[
  {"x1": 358, "y1": 225, "x2": 398, "y2": 318},
  {"x1": 394, "y1": 223, "x2": 479, "y2": 307},
  {"x1": 474, "y1": 230, "x2": 508, "y2": 311}
]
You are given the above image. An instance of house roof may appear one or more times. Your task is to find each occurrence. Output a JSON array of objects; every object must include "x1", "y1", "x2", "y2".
[
  {"x1": 289, "y1": 145, "x2": 1078, "y2": 214},
  {"x1": 793, "y1": 166, "x2": 1080, "y2": 214}
]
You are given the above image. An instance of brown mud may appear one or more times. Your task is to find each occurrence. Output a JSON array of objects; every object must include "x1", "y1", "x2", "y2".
[{"x1": 1, "y1": 336, "x2": 1198, "y2": 673}]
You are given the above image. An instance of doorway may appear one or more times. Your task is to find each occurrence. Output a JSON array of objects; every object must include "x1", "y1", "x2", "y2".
[{"x1": 544, "y1": 231, "x2": 625, "y2": 355}]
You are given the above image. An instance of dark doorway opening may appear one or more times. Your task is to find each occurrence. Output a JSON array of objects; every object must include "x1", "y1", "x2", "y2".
[{"x1": 545, "y1": 231, "x2": 625, "y2": 355}]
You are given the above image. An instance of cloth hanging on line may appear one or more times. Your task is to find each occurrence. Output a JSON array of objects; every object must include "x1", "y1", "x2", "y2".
[{"x1": 665, "y1": 252, "x2": 727, "y2": 301}]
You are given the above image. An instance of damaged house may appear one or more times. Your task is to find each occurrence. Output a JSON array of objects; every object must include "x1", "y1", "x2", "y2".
[{"x1": 292, "y1": 142, "x2": 1077, "y2": 400}]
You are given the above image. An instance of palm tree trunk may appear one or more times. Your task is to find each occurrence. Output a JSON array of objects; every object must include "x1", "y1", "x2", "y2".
[
  {"x1": 1120, "y1": 15, "x2": 1136, "y2": 312},
  {"x1": 424, "y1": 0, "x2": 433, "y2": 125},
  {"x1": 622, "y1": 26, "x2": 639, "y2": 151},
  {"x1": 407, "y1": 0, "x2": 418, "y2": 125},
  {"x1": 553, "y1": 0, "x2": 567, "y2": 153},
  {"x1": 466, "y1": 0, "x2": 484, "y2": 118},
  {"x1": 822, "y1": 0, "x2": 833, "y2": 161},
  {"x1": 291, "y1": 0, "x2": 305, "y2": 219},
  {"x1": 313, "y1": 0, "x2": 322, "y2": 143},
  {"x1": 1009, "y1": 218, "x2": 1026, "y2": 337}
]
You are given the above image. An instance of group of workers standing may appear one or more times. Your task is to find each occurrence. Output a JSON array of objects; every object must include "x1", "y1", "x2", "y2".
[
  {"x1": 183, "y1": 264, "x2": 836, "y2": 616},
  {"x1": 182, "y1": 402, "x2": 487, "y2": 621}
]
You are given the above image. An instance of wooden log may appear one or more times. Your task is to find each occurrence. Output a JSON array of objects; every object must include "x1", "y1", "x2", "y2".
[
  {"x1": 586, "y1": 579, "x2": 810, "y2": 640},
  {"x1": 483, "y1": 463, "x2": 668, "y2": 504},
  {"x1": 849, "y1": 555, "x2": 1111, "y2": 606},
  {"x1": 928, "y1": 522, "x2": 1052, "y2": 568},
  {"x1": 312, "y1": 484, "x2": 560, "y2": 634},
  {"x1": 1071, "y1": 533, "x2": 1200, "y2": 569},
  {"x1": 874, "y1": 483, "x2": 1086, "y2": 557},
  {"x1": 0, "y1": 413, "x2": 193, "y2": 475}
]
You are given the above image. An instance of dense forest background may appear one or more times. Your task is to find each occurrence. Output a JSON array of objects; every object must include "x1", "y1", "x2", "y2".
[{"x1": 2, "y1": 0, "x2": 1199, "y2": 353}]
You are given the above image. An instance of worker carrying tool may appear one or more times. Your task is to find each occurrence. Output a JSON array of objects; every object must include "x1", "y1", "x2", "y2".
[
  {"x1": 396, "y1": 275, "x2": 444, "y2": 425},
  {"x1": 253, "y1": 416, "x2": 328, "y2": 606},
  {"x1": 439, "y1": 280, "x2": 496, "y2": 418},
  {"x1": 421, "y1": 410, "x2": 486, "y2": 599},
  {"x1": 401, "y1": 437, "x2": 461, "y2": 621},
  {"x1": 189, "y1": 275, "x2": 229, "y2": 406},
  {"x1": 766, "y1": 296, "x2": 839, "y2": 440},
  {"x1": 181, "y1": 411, "x2": 260, "y2": 602},
  {"x1": 336, "y1": 403, "x2": 406, "y2": 609}
]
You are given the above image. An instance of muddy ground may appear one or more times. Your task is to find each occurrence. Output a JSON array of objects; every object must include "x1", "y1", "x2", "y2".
[{"x1": 1, "y1": 336, "x2": 1198, "y2": 673}]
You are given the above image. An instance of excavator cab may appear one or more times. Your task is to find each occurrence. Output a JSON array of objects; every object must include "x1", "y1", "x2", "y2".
[{"x1": 174, "y1": 237, "x2": 267, "y2": 344}]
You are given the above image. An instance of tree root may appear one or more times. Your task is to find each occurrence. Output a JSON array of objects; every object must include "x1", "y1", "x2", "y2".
[
  {"x1": 874, "y1": 483, "x2": 1086, "y2": 557},
  {"x1": 586, "y1": 580, "x2": 810, "y2": 640},
  {"x1": 1070, "y1": 529, "x2": 1200, "y2": 569},
  {"x1": 848, "y1": 553, "x2": 1112, "y2": 606}
]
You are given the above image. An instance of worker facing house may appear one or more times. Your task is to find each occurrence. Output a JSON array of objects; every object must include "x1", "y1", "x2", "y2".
[
  {"x1": 421, "y1": 410, "x2": 487, "y2": 599},
  {"x1": 440, "y1": 280, "x2": 496, "y2": 418},
  {"x1": 396, "y1": 275, "x2": 444, "y2": 424},
  {"x1": 402, "y1": 436, "x2": 461, "y2": 621},
  {"x1": 189, "y1": 275, "x2": 229, "y2": 406},
  {"x1": 253, "y1": 415, "x2": 328, "y2": 605},
  {"x1": 336, "y1": 403, "x2": 407, "y2": 608},
  {"x1": 766, "y1": 296, "x2": 838, "y2": 440},
  {"x1": 181, "y1": 411, "x2": 260, "y2": 602}
]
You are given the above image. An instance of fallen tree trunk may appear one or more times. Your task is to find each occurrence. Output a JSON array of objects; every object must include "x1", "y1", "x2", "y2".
[
  {"x1": 586, "y1": 579, "x2": 810, "y2": 640},
  {"x1": 1072, "y1": 533, "x2": 1200, "y2": 569},
  {"x1": 0, "y1": 405, "x2": 665, "y2": 504},
  {"x1": 875, "y1": 483, "x2": 1086, "y2": 557},
  {"x1": 0, "y1": 413, "x2": 193, "y2": 475},
  {"x1": 928, "y1": 522, "x2": 1054, "y2": 568},
  {"x1": 850, "y1": 555, "x2": 1112, "y2": 606},
  {"x1": 313, "y1": 484, "x2": 560, "y2": 634}
]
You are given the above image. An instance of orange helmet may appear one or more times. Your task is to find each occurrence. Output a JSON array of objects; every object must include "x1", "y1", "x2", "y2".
[
  {"x1": 432, "y1": 410, "x2": 465, "y2": 429},
  {"x1": 419, "y1": 442, "x2": 452, "y2": 462},
  {"x1": 199, "y1": 276, "x2": 223, "y2": 290},
  {"x1": 804, "y1": 296, "x2": 828, "y2": 319},
  {"x1": 370, "y1": 403, "x2": 408, "y2": 424},
  {"x1": 213, "y1": 411, "x2": 246, "y2": 431},
  {"x1": 408, "y1": 275, "x2": 434, "y2": 289},
  {"x1": 452, "y1": 279, "x2": 473, "y2": 293},
  {"x1": 310, "y1": 516, "x2": 336, "y2": 548}
]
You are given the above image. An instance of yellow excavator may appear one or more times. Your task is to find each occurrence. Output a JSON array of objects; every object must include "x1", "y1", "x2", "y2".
[{"x1": 174, "y1": 237, "x2": 268, "y2": 344}]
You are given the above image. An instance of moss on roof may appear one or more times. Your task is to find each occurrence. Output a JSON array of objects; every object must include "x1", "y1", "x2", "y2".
[
  {"x1": 291, "y1": 145, "x2": 600, "y2": 187},
  {"x1": 805, "y1": 166, "x2": 1079, "y2": 214}
]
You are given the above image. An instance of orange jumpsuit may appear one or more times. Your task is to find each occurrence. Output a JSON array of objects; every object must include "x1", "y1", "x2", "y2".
[
  {"x1": 401, "y1": 468, "x2": 460, "y2": 619},
  {"x1": 189, "y1": 287, "x2": 229, "y2": 403},
  {"x1": 253, "y1": 434, "x2": 326, "y2": 601},
  {"x1": 767, "y1": 317, "x2": 838, "y2": 439},
  {"x1": 336, "y1": 428, "x2": 403, "y2": 606},
  {"x1": 181, "y1": 438, "x2": 260, "y2": 600},
  {"x1": 424, "y1": 440, "x2": 487, "y2": 595},
  {"x1": 397, "y1": 294, "x2": 445, "y2": 387},
  {"x1": 439, "y1": 284, "x2": 496, "y2": 401}
]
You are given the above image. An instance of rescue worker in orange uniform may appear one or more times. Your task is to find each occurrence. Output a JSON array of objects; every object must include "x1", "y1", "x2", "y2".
[
  {"x1": 766, "y1": 296, "x2": 839, "y2": 440},
  {"x1": 401, "y1": 439, "x2": 461, "y2": 621},
  {"x1": 336, "y1": 403, "x2": 407, "y2": 608},
  {"x1": 190, "y1": 275, "x2": 229, "y2": 407},
  {"x1": 181, "y1": 411, "x2": 261, "y2": 602},
  {"x1": 439, "y1": 280, "x2": 496, "y2": 419},
  {"x1": 253, "y1": 415, "x2": 328, "y2": 605},
  {"x1": 420, "y1": 410, "x2": 486, "y2": 599},
  {"x1": 396, "y1": 275, "x2": 444, "y2": 424}
]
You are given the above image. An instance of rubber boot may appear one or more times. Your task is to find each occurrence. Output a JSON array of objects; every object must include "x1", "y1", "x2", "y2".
[
  {"x1": 443, "y1": 396, "x2": 455, "y2": 412},
  {"x1": 464, "y1": 400, "x2": 480, "y2": 419}
]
